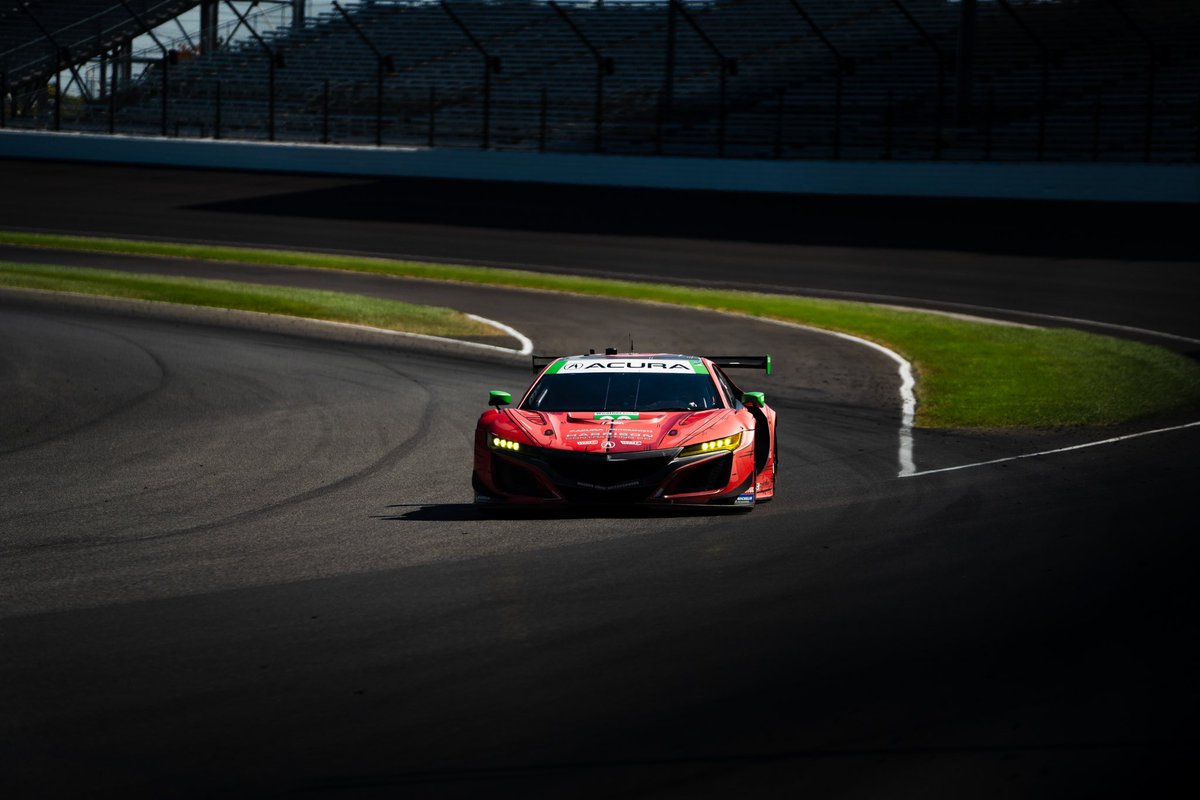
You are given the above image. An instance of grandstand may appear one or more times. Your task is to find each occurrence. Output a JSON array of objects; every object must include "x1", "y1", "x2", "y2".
[
  {"x1": 1, "y1": 1, "x2": 200, "y2": 94},
  {"x1": 2, "y1": 0, "x2": 1197, "y2": 162}
]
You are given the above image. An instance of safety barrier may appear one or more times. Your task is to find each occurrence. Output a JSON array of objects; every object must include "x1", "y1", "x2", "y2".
[{"x1": 2, "y1": 127, "x2": 1196, "y2": 202}]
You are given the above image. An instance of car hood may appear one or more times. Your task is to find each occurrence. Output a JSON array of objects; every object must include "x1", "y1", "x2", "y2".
[{"x1": 501, "y1": 409, "x2": 733, "y2": 454}]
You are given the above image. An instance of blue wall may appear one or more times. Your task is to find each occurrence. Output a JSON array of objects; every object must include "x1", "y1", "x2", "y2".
[{"x1": 2, "y1": 130, "x2": 1197, "y2": 203}]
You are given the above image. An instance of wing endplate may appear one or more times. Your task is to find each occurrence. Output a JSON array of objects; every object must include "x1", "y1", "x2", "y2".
[
  {"x1": 531, "y1": 355, "x2": 564, "y2": 372},
  {"x1": 705, "y1": 355, "x2": 773, "y2": 376}
]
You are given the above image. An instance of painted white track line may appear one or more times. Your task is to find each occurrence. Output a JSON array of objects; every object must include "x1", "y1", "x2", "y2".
[
  {"x1": 468, "y1": 313, "x2": 534, "y2": 355},
  {"x1": 874, "y1": 300, "x2": 1200, "y2": 347},
  {"x1": 0, "y1": 287, "x2": 534, "y2": 359},
  {"x1": 768, "y1": 287, "x2": 1200, "y2": 348},
  {"x1": 903, "y1": 420, "x2": 1200, "y2": 478},
  {"x1": 737, "y1": 311, "x2": 1197, "y2": 481},
  {"x1": 736, "y1": 314, "x2": 918, "y2": 478}
]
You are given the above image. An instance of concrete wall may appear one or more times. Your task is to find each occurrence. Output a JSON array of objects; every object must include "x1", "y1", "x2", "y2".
[{"x1": 2, "y1": 129, "x2": 1197, "y2": 203}]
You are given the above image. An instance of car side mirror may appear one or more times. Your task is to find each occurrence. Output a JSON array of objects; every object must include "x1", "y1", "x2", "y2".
[
  {"x1": 742, "y1": 391, "x2": 765, "y2": 407},
  {"x1": 488, "y1": 390, "x2": 512, "y2": 407}
]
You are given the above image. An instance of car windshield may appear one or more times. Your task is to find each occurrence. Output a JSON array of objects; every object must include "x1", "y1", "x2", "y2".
[{"x1": 523, "y1": 373, "x2": 723, "y2": 412}]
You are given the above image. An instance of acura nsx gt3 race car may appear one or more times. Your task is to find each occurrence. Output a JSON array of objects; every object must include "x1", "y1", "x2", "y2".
[{"x1": 473, "y1": 351, "x2": 777, "y2": 510}]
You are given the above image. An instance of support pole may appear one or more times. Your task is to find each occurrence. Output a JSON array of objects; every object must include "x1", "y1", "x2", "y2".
[
  {"x1": 1144, "y1": 61, "x2": 1155, "y2": 162},
  {"x1": 224, "y1": 0, "x2": 285, "y2": 142},
  {"x1": 669, "y1": 0, "x2": 737, "y2": 157},
  {"x1": 268, "y1": 59, "x2": 275, "y2": 140},
  {"x1": 955, "y1": 0, "x2": 976, "y2": 124},
  {"x1": 995, "y1": 0, "x2": 1054, "y2": 160},
  {"x1": 655, "y1": 90, "x2": 664, "y2": 155},
  {"x1": 887, "y1": 0, "x2": 951, "y2": 159},
  {"x1": 214, "y1": 80, "x2": 222, "y2": 139},
  {"x1": 936, "y1": 58, "x2": 945, "y2": 159},
  {"x1": 162, "y1": 56, "x2": 170, "y2": 136},
  {"x1": 833, "y1": 69, "x2": 841, "y2": 160},
  {"x1": 333, "y1": 2, "x2": 394, "y2": 146},
  {"x1": 539, "y1": 87, "x2": 547, "y2": 152},
  {"x1": 200, "y1": 0, "x2": 219, "y2": 54},
  {"x1": 773, "y1": 89, "x2": 785, "y2": 159},
  {"x1": 117, "y1": 42, "x2": 132, "y2": 91},
  {"x1": 1103, "y1": 0, "x2": 1167, "y2": 163},
  {"x1": 375, "y1": 61, "x2": 384, "y2": 145},
  {"x1": 785, "y1": 1, "x2": 853, "y2": 159},
  {"x1": 427, "y1": 87, "x2": 436, "y2": 148},
  {"x1": 984, "y1": 88, "x2": 994, "y2": 160},
  {"x1": 323, "y1": 79, "x2": 331, "y2": 143},
  {"x1": 719, "y1": 64, "x2": 726, "y2": 155},
  {"x1": 1038, "y1": 57, "x2": 1048, "y2": 160},
  {"x1": 661, "y1": 1, "x2": 676, "y2": 149},
  {"x1": 883, "y1": 87, "x2": 893, "y2": 160},
  {"x1": 548, "y1": 1, "x2": 614, "y2": 154},
  {"x1": 428, "y1": 86, "x2": 436, "y2": 147},
  {"x1": 117, "y1": 0, "x2": 175, "y2": 136},
  {"x1": 483, "y1": 60, "x2": 491, "y2": 149},
  {"x1": 440, "y1": 1, "x2": 500, "y2": 150}
]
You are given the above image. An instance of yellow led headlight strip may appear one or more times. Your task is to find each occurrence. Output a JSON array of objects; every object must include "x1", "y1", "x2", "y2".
[
  {"x1": 678, "y1": 431, "x2": 742, "y2": 457},
  {"x1": 490, "y1": 436, "x2": 522, "y2": 452}
]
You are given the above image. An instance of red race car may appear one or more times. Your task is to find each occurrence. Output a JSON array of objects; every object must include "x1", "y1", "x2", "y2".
[{"x1": 473, "y1": 350, "x2": 777, "y2": 510}]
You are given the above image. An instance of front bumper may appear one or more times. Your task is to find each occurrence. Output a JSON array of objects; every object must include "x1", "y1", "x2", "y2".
[{"x1": 474, "y1": 445, "x2": 756, "y2": 507}]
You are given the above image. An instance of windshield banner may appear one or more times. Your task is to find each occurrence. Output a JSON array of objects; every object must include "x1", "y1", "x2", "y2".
[{"x1": 557, "y1": 359, "x2": 704, "y2": 374}]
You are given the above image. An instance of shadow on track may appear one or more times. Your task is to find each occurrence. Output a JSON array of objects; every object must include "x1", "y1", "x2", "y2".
[
  {"x1": 379, "y1": 503, "x2": 747, "y2": 521},
  {"x1": 187, "y1": 177, "x2": 1198, "y2": 261}
]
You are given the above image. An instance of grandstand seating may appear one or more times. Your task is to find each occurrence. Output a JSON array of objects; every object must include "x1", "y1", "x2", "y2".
[
  {"x1": 1, "y1": 1, "x2": 201, "y2": 92},
  {"x1": 4, "y1": 0, "x2": 1197, "y2": 163}
]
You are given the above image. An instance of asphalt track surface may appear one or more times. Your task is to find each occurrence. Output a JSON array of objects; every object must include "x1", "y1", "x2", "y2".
[
  {"x1": 1, "y1": 160, "x2": 1198, "y2": 798},
  {"x1": 3, "y1": 159, "x2": 1199, "y2": 344}
]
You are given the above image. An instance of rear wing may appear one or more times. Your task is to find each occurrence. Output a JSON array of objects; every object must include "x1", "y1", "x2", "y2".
[
  {"x1": 531, "y1": 355, "x2": 562, "y2": 372},
  {"x1": 705, "y1": 355, "x2": 772, "y2": 376}
]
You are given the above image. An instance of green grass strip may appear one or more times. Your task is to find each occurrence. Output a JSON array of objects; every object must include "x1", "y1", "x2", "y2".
[
  {"x1": 0, "y1": 261, "x2": 497, "y2": 338},
  {"x1": 2, "y1": 230, "x2": 1199, "y2": 429}
]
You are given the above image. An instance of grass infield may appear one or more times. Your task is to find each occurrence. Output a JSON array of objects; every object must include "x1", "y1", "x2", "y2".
[
  {"x1": 0, "y1": 261, "x2": 497, "y2": 339},
  {"x1": 2, "y1": 230, "x2": 1199, "y2": 429}
]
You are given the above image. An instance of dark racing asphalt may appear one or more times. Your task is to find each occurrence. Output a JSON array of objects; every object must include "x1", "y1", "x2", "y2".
[
  {"x1": 1, "y1": 160, "x2": 1198, "y2": 798},
  {"x1": 3, "y1": 159, "x2": 1199, "y2": 344}
]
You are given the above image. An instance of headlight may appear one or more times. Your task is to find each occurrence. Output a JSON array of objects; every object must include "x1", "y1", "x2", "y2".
[
  {"x1": 489, "y1": 435, "x2": 524, "y2": 452},
  {"x1": 678, "y1": 431, "x2": 742, "y2": 457}
]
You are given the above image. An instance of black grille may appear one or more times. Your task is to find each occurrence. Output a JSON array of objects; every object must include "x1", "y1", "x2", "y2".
[
  {"x1": 540, "y1": 451, "x2": 674, "y2": 490},
  {"x1": 558, "y1": 485, "x2": 657, "y2": 504}
]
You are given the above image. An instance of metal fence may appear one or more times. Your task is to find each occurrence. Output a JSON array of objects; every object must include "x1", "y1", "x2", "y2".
[{"x1": 3, "y1": 0, "x2": 1198, "y2": 163}]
